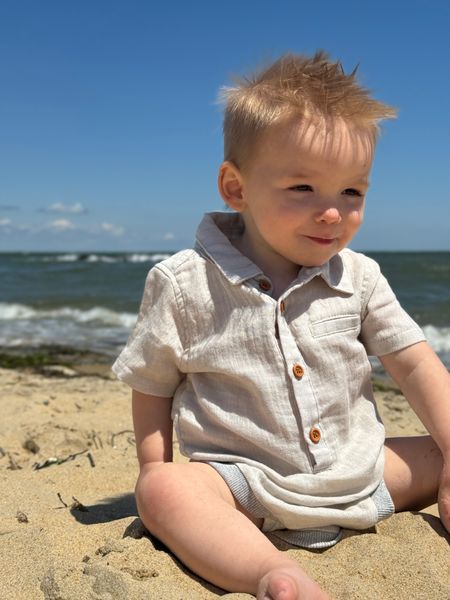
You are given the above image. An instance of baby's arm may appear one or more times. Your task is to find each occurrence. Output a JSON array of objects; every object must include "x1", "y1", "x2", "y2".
[
  {"x1": 132, "y1": 389, "x2": 173, "y2": 468},
  {"x1": 380, "y1": 341, "x2": 450, "y2": 531}
]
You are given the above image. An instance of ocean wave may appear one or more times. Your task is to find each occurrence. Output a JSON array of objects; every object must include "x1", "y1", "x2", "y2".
[
  {"x1": 0, "y1": 303, "x2": 41, "y2": 320},
  {"x1": 0, "y1": 319, "x2": 124, "y2": 355},
  {"x1": 54, "y1": 253, "x2": 80, "y2": 262},
  {"x1": 135, "y1": 253, "x2": 171, "y2": 262},
  {"x1": 0, "y1": 302, "x2": 137, "y2": 328},
  {"x1": 1, "y1": 303, "x2": 450, "y2": 352},
  {"x1": 423, "y1": 325, "x2": 450, "y2": 352},
  {"x1": 85, "y1": 254, "x2": 118, "y2": 263},
  {"x1": 1, "y1": 302, "x2": 449, "y2": 368},
  {"x1": 34, "y1": 252, "x2": 173, "y2": 264}
]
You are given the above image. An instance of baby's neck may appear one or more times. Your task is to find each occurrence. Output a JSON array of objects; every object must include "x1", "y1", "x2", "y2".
[{"x1": 270, "y1": 275, "x2": 299, "y2": 299}]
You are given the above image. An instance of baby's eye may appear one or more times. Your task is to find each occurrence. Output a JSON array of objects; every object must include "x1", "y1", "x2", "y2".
[
  {"x1": 342, "y1": 188, "x2": 363, "y2": 197},
  {"x1": 289, "y1": 184, "x2": 313, "y2": 192}
]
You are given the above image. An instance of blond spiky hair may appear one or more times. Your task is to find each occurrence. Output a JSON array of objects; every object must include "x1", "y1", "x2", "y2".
[{"x1": 220, "y1": 51, "x2": 397, "y2": 169}]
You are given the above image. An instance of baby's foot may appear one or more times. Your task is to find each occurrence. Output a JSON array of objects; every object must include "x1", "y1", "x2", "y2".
[{"x1": 257, "y1": 561, "x2": 331, "y2": 600}]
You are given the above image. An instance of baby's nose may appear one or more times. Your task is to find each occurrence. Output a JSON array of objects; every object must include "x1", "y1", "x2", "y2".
[{"x1": 316, "y1": 207, "x2": 342, "y2": 224}]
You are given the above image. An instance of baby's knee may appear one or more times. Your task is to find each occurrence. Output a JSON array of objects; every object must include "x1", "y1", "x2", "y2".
[
  {"x1": 135, "y1": 463, "x2": 181, "y2": 528},
  {"x1": 384, "y1": 436, "x2": 442, "y2": 511}
]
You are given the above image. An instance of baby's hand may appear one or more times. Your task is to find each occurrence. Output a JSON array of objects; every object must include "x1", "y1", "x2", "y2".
[{"x1": 438, "y1": 459, "x2": 450, "y2": 533}]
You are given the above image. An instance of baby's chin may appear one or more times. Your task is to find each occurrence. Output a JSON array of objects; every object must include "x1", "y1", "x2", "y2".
[{"x1": 300, "y1": 255, "x2": 338, "y2": 268}]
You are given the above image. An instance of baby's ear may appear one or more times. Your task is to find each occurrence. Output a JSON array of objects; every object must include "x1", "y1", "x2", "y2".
[{"x1": 218, "y1": 161, "x2": 246, "y2": 211}]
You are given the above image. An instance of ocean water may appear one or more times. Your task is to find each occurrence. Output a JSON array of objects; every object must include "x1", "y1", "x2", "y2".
[{"x1": 0, "y1": 251, "x2": 449, "y2": 369}]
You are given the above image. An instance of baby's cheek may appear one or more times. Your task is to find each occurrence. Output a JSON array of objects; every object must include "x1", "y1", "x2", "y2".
[{"x1": 349, "y1": 208, "x2": 364, "y2": 227}]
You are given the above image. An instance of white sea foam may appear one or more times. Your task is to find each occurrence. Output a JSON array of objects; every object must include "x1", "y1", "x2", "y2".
[
  {"x1": 0, "y1": 302, "x2": 136, "y2": 328},
  {"x1": 85, "y1": 254, "x2": 118, "y2": 263},
  {"x1": 0, "y1": 319, "x2": 125, "y2": 354},
  {"x1": 55, "y1": 253, "x2": 80, "y2": 262},
  {"x1": 0, "y1": 302, "x2": 137, "y2": 355},
  {"x1": 0, "y1": 303, "x2": 37, "y2": 320},
  {"x1": 423, "y1": 325, "x2": 450, "y2": 352},
  {"x1": 34, "y1": 252, "x2": 172, "y2": 264},
  {"x1": 32, "y1": 253, "x2": 84, "y2": 263},
  {"x1": 86, "y1": 253, "x2": 171, "y2": 263},
  {"x1": 138, "y1": 253, "x2": 171, "y2": 263},
  {"x1": 126, "y1": 253, "x2": 151, "y2": 263}
]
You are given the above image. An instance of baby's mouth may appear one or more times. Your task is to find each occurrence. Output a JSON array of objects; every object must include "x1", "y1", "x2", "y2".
[{"x1": 305, "y1": 236, "x2": 336, "y2": 245}]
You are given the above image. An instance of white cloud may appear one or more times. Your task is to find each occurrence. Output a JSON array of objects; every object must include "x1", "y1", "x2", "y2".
[
  {"x1": 100, "y1": 222, "x2": 125, "y2": 236},
  {"x1": 1, "y1": 216, "x2": 127, "y2": 239},
  {"x1": 0, "y1": 219, "x2": 37, "y2": 235},
  {"x1": 43, "y1": 202, "x2": 86, "y2": 214},
  {"x1": 0, "y1": 219, "x2": 35, "y2": 233},
  {"x1": 47, "y1": 219, "x2": 76, "y2": 232},
  {"x1": 163, "y1": 232, "x2": 175, "y2": 240}
]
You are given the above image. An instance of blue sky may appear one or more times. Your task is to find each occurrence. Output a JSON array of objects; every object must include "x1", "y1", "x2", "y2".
[{"x1": 0, "y1": 0, "x2": 449, "y2": 252}]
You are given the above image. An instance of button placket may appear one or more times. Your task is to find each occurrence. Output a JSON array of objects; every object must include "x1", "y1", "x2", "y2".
[{"x1": 276, "y1": 306, "x2": 332, "y2": 470}]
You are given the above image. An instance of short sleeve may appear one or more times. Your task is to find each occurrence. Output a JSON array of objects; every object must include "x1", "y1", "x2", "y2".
[
  {"x1": 360, "y1": 265, "x2": 425, "y2": 357},
  {"x1": 112, "y1": 265, "x2": 186, "y2": 397}
]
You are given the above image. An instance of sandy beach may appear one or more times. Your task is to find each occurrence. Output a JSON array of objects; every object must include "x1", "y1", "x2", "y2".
[{"x1": 0, "y1": 363, "x2": 448, "y2": 600}]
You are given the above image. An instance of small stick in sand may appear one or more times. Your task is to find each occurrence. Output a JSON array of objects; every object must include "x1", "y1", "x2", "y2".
[
  {"x1": 33, "y1": 449, "x2": 89, "y2": 470},
  {"x1": 7, "y1": 453, "x2": 21, "y2": 470},
  {"x1": 55, "y1": 493, "x2": 89, "y2": 512},
  {"x1": 71, "y1": 496, "x2": 89, "y2": 512},
  {"x1": 110, "y1": 429, "x2": 134, "y2": 447},
  {"x1": 56, "y1": 492, "x2": 68, "y2": 508},
  {"x1": 90, "y1": 431, "x2": 103, "y2": 449}
]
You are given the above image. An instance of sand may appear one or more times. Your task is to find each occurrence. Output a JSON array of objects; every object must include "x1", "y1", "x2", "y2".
[{"x1": 0, "y1": 365, "x2": 448, "y2": 599}]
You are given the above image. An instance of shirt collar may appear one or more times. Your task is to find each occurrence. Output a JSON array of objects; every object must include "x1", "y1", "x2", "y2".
[
  {"x1": 195, "y1": 212, "x2": 263, "y2": 284},
  {"x1": 293, "y1": 256, "x2": 354, "y2": 295},
  {"x1": 195, "y1": 211, "x2": 354, "y2": 295}
]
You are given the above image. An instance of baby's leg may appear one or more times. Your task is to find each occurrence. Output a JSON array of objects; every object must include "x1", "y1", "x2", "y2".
[
  {"x1": 135, "y1": 462, "x2": 331, "y2": 599},
  {"x1": 384, "y1": 435, "x2": 442, "y2": 511}
]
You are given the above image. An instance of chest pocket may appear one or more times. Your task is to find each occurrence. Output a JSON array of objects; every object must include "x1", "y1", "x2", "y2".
[{"x1": 309, "y1": 314, "x2": 360, "y2": 338}]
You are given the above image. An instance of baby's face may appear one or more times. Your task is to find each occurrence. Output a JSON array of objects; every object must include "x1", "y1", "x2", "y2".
[{"x1": 228, "y1": 118, "x2": 373, "y2": 276}]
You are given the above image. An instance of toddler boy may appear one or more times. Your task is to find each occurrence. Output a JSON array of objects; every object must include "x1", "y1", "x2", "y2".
[{"x1": 113, "y1": 52, "x2": 450, "y2": 599}]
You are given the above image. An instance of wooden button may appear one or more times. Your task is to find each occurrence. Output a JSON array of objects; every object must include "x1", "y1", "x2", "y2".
[
  {"x1": 309, "y1": 427, "x2": 321, "y2": 444},
  {"x1": 258, "y1": 279, "x2": 271, "y2": 292},
  {"x1": 292, "y1": 364, "x2": 304, "y2": 379},
  {"x1": 280, "y1": 300, "x2": 286, "y2": 313}
]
